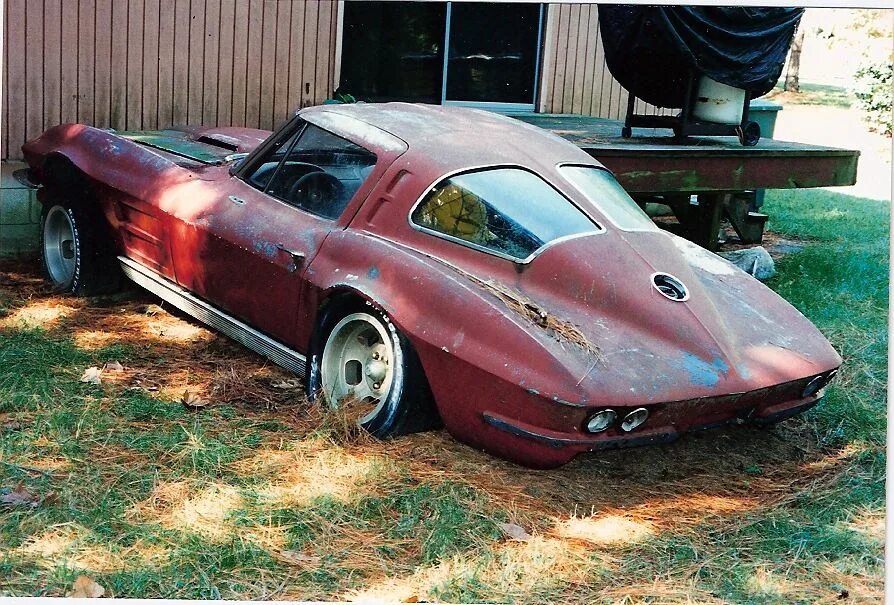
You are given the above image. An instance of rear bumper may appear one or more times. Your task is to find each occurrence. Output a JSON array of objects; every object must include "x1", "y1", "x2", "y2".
[{"x1": 483, "y1": 391, "x2": 823, "y2": 453}]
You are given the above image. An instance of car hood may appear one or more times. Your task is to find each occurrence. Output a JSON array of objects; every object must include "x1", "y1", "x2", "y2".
[
  {"x1": 491, "y1": 229, "x2": 841, "y2": 406},
  {"x1": 117, "y1": 126, "x2": 271, "y2": 164}
]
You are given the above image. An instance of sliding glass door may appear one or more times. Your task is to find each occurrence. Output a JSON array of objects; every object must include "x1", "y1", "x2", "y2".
[
  {"x1": 443, "y1": 2, "x2": 542, "y2": 110},
  {"x1": 341, "y1": 2, "x2": 543, "y2": 112}
]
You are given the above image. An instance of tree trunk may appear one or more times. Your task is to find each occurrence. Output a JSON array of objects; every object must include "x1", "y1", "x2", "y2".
[{"x1": 784, "y1": 28, "x2": 805, "y2": 93}]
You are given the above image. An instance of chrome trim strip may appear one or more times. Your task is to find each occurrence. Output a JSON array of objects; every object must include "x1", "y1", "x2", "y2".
[
  {"x1": 118, "y1": 256, "x2": 306, "y2": 376},
  {"x1": 406, "y1": 163, "x2": 605, "y2": 265}
]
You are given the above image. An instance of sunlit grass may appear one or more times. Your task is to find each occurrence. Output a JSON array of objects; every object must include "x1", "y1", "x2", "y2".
[{"x1": 0, "y1": 187, "x2": 886, "y2": 601}]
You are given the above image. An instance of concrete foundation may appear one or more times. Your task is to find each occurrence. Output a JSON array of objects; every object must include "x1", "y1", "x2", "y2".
[{"x1": 0, "y1": 161, "x2": 41, "y2": 258}]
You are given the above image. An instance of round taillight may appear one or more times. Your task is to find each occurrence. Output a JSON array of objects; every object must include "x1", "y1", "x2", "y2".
[
  {"x1": 621, "y1": 408, "x2": 649, "y2": 432},
  {"x1": 586, "y1": 409, "x2": 617, "y2": 433}
]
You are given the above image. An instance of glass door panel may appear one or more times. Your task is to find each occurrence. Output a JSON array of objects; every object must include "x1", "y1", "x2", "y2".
[
  {"x1": 444, "y1": 3, "x2": 542, "y2": 108},
  {"x1": 341, "y1": 2, "x2": 446, "y2": 103}
]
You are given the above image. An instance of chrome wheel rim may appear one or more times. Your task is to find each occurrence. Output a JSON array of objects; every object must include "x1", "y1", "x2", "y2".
[
  {"x1": 320, "y1": 312, "x2": 395, "y2": 423},
  {"x1": 43, "y1": 206, "x2": 77, "y2": 289}
]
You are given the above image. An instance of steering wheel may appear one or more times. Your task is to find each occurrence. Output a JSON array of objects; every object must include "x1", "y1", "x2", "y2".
[{"x1": 287, "y1": 170, "x2": 345, "y2": 213}]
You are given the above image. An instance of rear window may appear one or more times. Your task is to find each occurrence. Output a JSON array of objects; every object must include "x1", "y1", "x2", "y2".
[
  {"x1": 411, "y1": 167, "x2": 600, "y2": 261},
  {"x1": 559, "y1": 165, "x2": 657, "y2": 232}
]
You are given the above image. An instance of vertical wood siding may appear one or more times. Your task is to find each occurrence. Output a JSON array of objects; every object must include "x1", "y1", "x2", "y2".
[
  {"x1": 539, "y1": 3, "x2": 670, "y2": 119},
  {"x1": 2, "y1": 0, "x2": 341, "y2": 160}
]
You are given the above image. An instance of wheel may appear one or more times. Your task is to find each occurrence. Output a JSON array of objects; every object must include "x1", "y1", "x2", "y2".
[
  {"x1": 312, "y1": 302, "x2": 439, "y2": 437},
  {"x1": 736, "y1": 121, "x2": 761, "y2": 147},
  {"x1": 621, "y1": 125, "x2": 632, "y2": 138},
  {"x1": 40, "y1": 202, "x2": 121, "y2": 296}
]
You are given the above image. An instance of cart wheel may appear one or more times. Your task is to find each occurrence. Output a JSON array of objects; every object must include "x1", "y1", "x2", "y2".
[
  {"x1": 621, "y1": 126, "x2": 632, "y2": 138},
  {"x1": 737, "y1": 121, "x2": 761, "y2": 147}
]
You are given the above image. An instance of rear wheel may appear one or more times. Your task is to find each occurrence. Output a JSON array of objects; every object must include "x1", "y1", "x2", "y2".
[
  {"x1": 40, "y1": 202, "x2": 121, "y2": 296},
  {"x1": 313, "y1": 302, "x2": 439, "y2": 437}
]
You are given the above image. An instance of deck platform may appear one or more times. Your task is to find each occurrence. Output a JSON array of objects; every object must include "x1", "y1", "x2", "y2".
[{"x1": 514, "y1": 113, "x2": 859, "y2": 249}]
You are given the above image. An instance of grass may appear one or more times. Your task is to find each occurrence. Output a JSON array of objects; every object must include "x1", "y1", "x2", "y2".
[
  {"x1": 767, "y1": 81, "x2": 856, "y2": 108},
  {"x1": 0, "y1": 187, "x2": 887, "y2": 602}
]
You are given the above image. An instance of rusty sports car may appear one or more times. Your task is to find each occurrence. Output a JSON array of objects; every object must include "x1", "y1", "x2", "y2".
[{"x1": 21, "y1": 103, "x2": 841, "y2": 468}]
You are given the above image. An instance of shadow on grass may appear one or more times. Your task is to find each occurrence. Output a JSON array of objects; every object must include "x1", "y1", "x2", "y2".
[{"x1": 0, "y1": 187, "x2": 886, "y2": 602}]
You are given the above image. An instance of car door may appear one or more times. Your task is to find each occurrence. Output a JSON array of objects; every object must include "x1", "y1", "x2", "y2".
[{"x1": 170, "y1": 119, "x2": 381, "y2": 349}]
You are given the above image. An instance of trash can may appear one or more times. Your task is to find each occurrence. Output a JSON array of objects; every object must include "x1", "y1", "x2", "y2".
[{"x1": 748, "y1": 99, "x2": 783, "y2": 209}]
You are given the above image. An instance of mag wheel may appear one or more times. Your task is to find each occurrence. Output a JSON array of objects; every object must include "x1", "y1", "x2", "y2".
[
  {"x1": 314, "y1": 303, "x2": 440, "y2": 437},
  {"x1": 321, "y1": 311, "x2": 398, "y2": 426},
  {"x1": 42, "y1": 205, "x2": 79, "y2": 291}
]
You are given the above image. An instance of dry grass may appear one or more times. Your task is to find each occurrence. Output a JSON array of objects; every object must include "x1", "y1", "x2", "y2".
[{"x1": 0, "y1": 241, "x2": 885, "y2": 603}]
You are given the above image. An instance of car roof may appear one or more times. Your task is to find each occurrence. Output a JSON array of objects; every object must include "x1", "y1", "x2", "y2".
[{"x1": 299, "y1": 103, "x2": 602, "y2": 176}]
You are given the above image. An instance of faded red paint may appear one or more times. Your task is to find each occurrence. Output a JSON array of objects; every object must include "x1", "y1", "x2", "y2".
[{"x1": 22, "y1": 103, "x2": 841, "y2": 468}]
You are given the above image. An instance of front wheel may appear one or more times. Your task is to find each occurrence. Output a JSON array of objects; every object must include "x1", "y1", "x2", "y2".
[
  {"x1": 40, "y1": 203, "x2": 121, "y2": 296},
  {"x1": 313, "y1": 303, "x2": 439, "y2": 437}
]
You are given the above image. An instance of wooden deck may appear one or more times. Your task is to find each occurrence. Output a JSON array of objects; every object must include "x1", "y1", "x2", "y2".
[
  {"x1": 514, "y1": 113, "x2": 860, "y2": 249},
  {"x1": 515, "y1": 113, "x2": 859, "y2": 195}
]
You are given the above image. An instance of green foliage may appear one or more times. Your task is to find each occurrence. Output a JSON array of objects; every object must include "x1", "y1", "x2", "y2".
[{"x1": 853, "y1": 60, "x2": 893, "y2": 136}]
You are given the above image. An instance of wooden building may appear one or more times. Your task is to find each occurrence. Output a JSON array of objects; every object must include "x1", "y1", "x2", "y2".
[{"x1": 1, "y1": 1, "x2": 659, "y2": 161}]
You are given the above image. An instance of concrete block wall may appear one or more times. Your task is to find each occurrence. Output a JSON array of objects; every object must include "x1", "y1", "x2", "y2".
[{"x1": 0, "y1": 161, "x2": 41, "y2": 258}]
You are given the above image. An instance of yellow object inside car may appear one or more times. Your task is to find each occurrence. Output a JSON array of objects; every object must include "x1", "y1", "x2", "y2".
[{"x1": 417, "y1": 183, "x2": 489, "y2": 243}]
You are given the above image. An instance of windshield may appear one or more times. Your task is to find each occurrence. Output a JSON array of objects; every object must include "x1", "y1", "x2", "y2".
[
  {"x1": 559, "y1": 165, "x2": 658, "y2": 232},
  {"x1": 411, "y1": 167, "x2": 601, "y2": 261}
]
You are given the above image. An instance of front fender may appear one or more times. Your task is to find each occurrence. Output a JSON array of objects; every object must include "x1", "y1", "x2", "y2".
[{"x1": 23, "y1": 124, "x2": 193, "y2": 203}]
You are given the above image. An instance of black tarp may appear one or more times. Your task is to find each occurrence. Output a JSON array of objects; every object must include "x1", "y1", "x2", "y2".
[{"x1": 598, "y1": 6, "x2": 804, "y2": 109}]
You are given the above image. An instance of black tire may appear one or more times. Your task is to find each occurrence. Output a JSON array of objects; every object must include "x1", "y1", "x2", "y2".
[
  {"x1": 40, "y1": 201, "x2": 121, "y2": 296},
  {"x1": 306, "y1": 298, "x2": 440, "y2": 438}
]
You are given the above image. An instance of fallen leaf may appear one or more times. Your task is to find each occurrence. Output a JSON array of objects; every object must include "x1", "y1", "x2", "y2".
[
  {"x1": 181, "y1": 390, "x2": 208, "y2": 409},
  {"x1": 42, "y1": 492, "x2": 61, "y2": 506},
  {"x1": 274, "y1": 550, "x2": 321, "y2": 565},
  {"x1": 80, "y1": 367, "x2": 102, "y2": 385},
  {"x1": 68, "y1": 575, "x2": 105, "y2": 598},
  {"x1": 272, "y1": 378, "x2": 303, "y2": 389},
  {"x1": 141, "y1": 304, "x2": 164, "y2": 316},
  {"x1": 0, "y1": 483, "x2": 40, "y2": 508},
  {"x1": 497, "y1": 522, "x2": 532, "y2": 541},
  {"x1": 2, "y1": 421, "x2": 22, "y2": 432},
  {"x1": 103, "y1": 360, "x2": 125, "y2": 372},
  {"x1": 402, "y1": 596, "x2": 420, "y2": 603}
]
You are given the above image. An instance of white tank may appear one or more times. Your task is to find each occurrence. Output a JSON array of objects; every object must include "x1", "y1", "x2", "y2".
[{"x1": 692, "y1": 76, "x2": 747, "y2": 125}]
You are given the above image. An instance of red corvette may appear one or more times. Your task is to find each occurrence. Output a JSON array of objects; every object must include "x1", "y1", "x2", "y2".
[{"x1": 21, "y1": 103, "x2": 840, "y2": 468}]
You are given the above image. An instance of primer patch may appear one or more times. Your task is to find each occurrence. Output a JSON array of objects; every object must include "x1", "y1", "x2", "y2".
[
  {"x1": 681, "y1": 352, "x2": 729, "y2": 387},
  {"x1": 672, "y1": 236, "x2": 737, "y2": 275}
]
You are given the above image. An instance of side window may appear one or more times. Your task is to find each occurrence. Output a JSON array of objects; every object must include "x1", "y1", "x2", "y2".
[
  {"x1": 256, "y1": 124, "x2": 377, "y2": 219},
  {"x1": 246, "y1": 123, "x2": 305, "y2": 191},
  {"x1": 559, "y1": 165, "x2": 658, "y2": 232},
  {"x1": 411, "y1": 168, "x2": 600, "y2": 261}
]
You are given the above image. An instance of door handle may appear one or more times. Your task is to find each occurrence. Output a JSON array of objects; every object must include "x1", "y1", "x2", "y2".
[{"x1": 276, "y1": 243, "x2": 306, "y2": 272}]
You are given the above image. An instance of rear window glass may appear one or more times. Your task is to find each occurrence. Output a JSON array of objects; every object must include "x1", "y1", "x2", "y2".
[
  {"x1": 411, "y1": 168, "x2": 600, "y2": 261},
  {"x1": 559, "y1": 165, "x2": 657, "y2": 231}
]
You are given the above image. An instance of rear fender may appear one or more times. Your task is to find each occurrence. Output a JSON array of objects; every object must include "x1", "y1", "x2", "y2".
[{"x1": 302, "y1": 230, "x2": 593, "y2": 430}]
